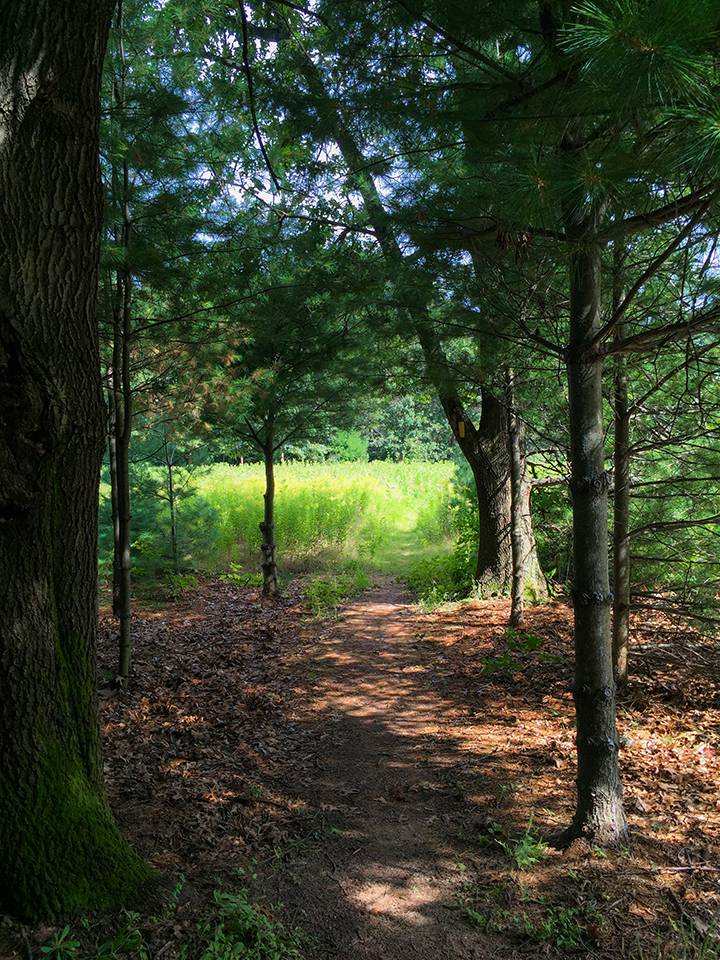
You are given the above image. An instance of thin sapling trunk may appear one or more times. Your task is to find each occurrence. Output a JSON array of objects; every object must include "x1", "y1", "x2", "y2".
[
  {"x1": 565, "y1": 231, "x2": 627, "y2": 845},
  {"x1": 612, "y1": 244, "x2": 630, "y2": 688},
  {"x1": 506, "y1": 370, "x2": 525, "y2": 628},
  {"x1": 110, "y1": 16, "x2": 133, "y2": 681},
  {"x1": 260, "y1": 437, "x2": 278, "y2": 596}
]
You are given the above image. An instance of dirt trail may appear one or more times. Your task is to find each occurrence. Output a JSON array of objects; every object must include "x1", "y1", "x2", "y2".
[
  {"x1": 257, "y1": 580, "x2": 497, "y2": 960},
  {"x1": 9, "y1": 575, "x2": 720, "y2": 960}
]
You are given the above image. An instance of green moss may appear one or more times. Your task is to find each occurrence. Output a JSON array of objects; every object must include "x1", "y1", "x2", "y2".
[{"x1": 0, "y1": 714, "x2": 157, "y2": 921}]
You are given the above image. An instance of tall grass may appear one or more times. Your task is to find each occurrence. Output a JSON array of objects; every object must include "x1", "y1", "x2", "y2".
[
  {"x1": 197, "y1": 460, "x2": 458, "y2": 575},
  {"x1": 98, "y1": 460, "x2": 459, "y2": 583}
]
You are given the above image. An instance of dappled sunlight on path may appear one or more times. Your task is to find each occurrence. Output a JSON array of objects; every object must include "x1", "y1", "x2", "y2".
[
  {"x1": 87, "y1": 577, "x2": 720, "y2": 960},
  {"x1": 266, "y1": 581, "x2": 551, "y2": 958}
]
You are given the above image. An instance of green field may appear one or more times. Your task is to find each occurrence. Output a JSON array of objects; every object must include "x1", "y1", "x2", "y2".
[{"x1": 100, "y1": 460, "x2": 463, "y2": 585}]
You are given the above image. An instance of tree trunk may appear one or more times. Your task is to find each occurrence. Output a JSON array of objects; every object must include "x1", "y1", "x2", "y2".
[
  {"x1": 109, "y1": 9, "x2": 134, "y2": 680},
  {"x1": 506, "y1": 370, "x2": 525, "y2": 628},
  {"x1": 0, "y1": 1, "x2": 156, "y2": 919},
  {"x1": 565, "y1": 232, "x2": 627, "y2": 845},
  {"x1": 472, "y1": 389, "x2": 513, "y2": 591},
  {"x1": 612, "y1": 352, "x2": 630, "y2": 688},
  {"x1": 107, "y1": 370, "x2": 122, "y2": 616},
  {"x1": 165, "y1": 441, "x2": 180, "y2": 574},
  {"x1": 112, "y1": 266, "x2": 133, "y2": 678},
  {"x1": 418, "y1": 328, "x2": 545, "y2": 596},
  {"x1": 612, "y1": 245, "x2": 630, "y2": 688},
  {"x1": 260, "y1": 437, "x2": 278, "y2": 596}
]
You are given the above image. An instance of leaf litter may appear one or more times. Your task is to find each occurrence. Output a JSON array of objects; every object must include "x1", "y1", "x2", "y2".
[{"x1": 4, "y1": 576, "x2": 720, "y2": 959}]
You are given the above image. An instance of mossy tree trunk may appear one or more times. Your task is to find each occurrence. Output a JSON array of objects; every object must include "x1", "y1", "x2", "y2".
[{"x1": 0, "y1": 1, "x2": 156, "y2": 919}]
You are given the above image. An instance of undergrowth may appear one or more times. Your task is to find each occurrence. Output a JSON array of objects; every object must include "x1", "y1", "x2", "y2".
[
  {"x1": 36, "y1": 874, "x2": 309, "y2": 960},
  {"x1": 304, "y1": 561, "x2": 371, "y2": 617},
  {"x1": 198, "y1": 877, "x2": 308, "y2": 960},
  {"x1": 476, "y1": 816, "x2": 548, "y2": 870},
  {"x1": 479, "y1": 629, "x2": 565, "y2": 675}
]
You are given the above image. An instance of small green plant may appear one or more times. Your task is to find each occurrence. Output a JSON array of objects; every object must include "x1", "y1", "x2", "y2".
[
  {"x1": 166, "y1": 570, "x2": 199, "y2": 599},
  {"x1": 151, "y1": 876, "x2": 185, "y2": 922},
  {"x1": 475, "y1": 820, "x2": 505, "y2": 850},
  {"x1": 41, "y1": 913, "x2": 149, "y2": 960},
  {"x1": 466, "y1": 907, "x2": 489, "y2": 928},
  {"x1": 462, "y1": 897, "x2": 599, "y2": 949},
  {"x1": 503, "y1": 815, "x2": 548, "y2": 870},
  {"x1": 96, "y1": 912, "x2": 147, "y2": 958},
  {"x1": 479, "y1": 651, "x2": 522, "y2": 675},
  {"x1": 197, "y1": 878, "x2": 308, "y2": 960},
  {"x1": 223, "y1": 562, "x2": 263, "y2": 588},
  {"x1": 535, "y1": 904, "x2": 599, "y2": 948},
  {"x1": 499, "y1": 783, "x2": 518, "y2": 801},
  {"x1": 40, "y1": 927, "x2": 81, "y2": 960},
  {"x1": 304, "y1": 577, "x2": 345, "y2": 617},
  {"x1": 480, "y1": 629, "x2": 560, "y2": 675},
  {"x1": 506, "y1": 628, "x2": 543, "y2": 653},
  {"x1": 304, "y1": 562, "x2": 370, "y2": 617},
  {"x1": 407, "y1": 551, "x2": 472, "y2": 609}
]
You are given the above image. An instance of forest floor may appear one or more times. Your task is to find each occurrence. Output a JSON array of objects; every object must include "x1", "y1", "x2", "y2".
[{"x1": 6, "y1": 575, "x2": 720, "y2": 960}]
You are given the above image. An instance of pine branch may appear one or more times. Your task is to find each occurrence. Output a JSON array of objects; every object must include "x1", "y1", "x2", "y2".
[
  {"x1": 631, "y1": 475, "x2": 720, "y2": 489},
  {"x1": 392, "y1": 0, "x2": 520, "y2": 82},
  {"x1": 628, "y1": 513, "x2": 720, "y2": 540},
  {"x1": 626, "y1": 340, "x2": 720, "y2": 418},
  {"x1": 601, "y1": 307, "x2": 720, "y2": 357},
  {"x1": 591, "y1": 201, "x2": 713, "y2": 352},
  {"x1": 239, "y1": 3, "x2": 281, "y2": 191},
  {"x1": 609, "y1": 188, "x2": 714, "y2": 239}
]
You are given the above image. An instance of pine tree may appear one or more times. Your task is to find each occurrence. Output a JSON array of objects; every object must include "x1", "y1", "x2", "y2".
[
  {"x1": 99, "y1": 0, "x2": 248, "y2": 676},
  {"x1": 0, "y1": 0, "x2": 158, "y2": 919},
  {"x1": 243, "y1": 13, "x2": 547, "y2": 595},
  {"x1": 198, "y1": 215, "x2": 376, "y2": 593}
]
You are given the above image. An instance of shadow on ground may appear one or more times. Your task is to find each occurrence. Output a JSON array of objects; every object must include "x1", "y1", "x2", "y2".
[{"x1": 81, "y1": 579, "x2": 720, "y2": 959}]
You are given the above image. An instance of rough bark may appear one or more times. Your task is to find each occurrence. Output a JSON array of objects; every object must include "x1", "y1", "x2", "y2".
[
  {"x1": 565, "y1": 232, "x2": 627, "y2": 845},
  {"x1": 418, "y1": 329, "x2": 545, "y2": 596},
  {"x1": 0, "y1": 1, "x2": 156, "y2": 919},
  {"x1": 472, "y1": 388, "x2": 513, "y2": 591}
]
